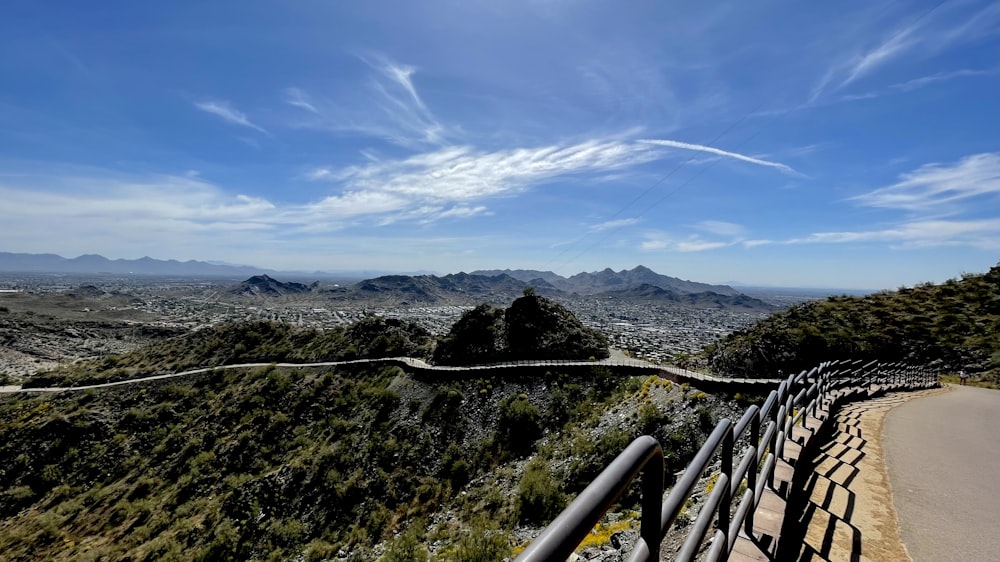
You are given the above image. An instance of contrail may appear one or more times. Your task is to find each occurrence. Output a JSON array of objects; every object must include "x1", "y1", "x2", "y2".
[{"x1": 638, "y1": 138, "x2": 799, "y2": 175}]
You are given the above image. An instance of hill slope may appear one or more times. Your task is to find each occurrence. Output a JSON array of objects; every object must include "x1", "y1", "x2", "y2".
[
  {"x1": 705, "y1": 266, "x2": 1000, "y2": 378},
  {"x1": 433, "y1": 292, "x2": 610, "y2": 365},
  {"x1": 23, "y1": 318, "x2": 434, "y2": 388},
  {"x1": 0, "y1": 361, "x2": 734, "y2": 561},
  {"x1": 230, "y1": 274, "x2": 310, "y2": 297}
]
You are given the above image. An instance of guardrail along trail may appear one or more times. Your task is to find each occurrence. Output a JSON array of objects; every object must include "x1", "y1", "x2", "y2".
[
  {"x1": 515, "y1": 359, "x2": 938, "y2": 562},
  {"x1": 775, "y1": 388, "x2": 943, "y2": 562}
]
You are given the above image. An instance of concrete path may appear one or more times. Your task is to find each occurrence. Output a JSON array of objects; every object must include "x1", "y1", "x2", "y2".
[
  {"x1": 884, "y1": 385, "x2": 1000, "y2": 562},
  {"x1": 777, "y1": 388, "x2": 945, "y2": 562}
]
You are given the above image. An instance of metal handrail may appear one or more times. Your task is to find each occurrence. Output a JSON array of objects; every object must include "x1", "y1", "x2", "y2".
[
  {"x1": 516, "y1": 436, "x2": 664, "y2": 562},
  {"x1": 514, "y1": 359, "x2": 938, "y2": 562}
]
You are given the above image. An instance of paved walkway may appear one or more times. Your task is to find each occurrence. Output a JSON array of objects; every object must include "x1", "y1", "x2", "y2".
[
  {"x1": 884, "y1": 385, "x2": 1000, "y2": 562},
  {"x1": 777, "y1": 388, "x2": 945, "y2": 562}
]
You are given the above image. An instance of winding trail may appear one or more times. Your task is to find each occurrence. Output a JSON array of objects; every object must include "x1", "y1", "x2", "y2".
[
  {"x1": 883, "y1": 385, "x2": 1000, "y2": 562},
  {"x1": 0, "y1": 355, "x2": 780, "y2": 394}
]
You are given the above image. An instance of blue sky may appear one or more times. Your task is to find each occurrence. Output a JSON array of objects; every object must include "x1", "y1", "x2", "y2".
[{"x1": 1, "y1": 0, "x2": 997, "y2": 289}]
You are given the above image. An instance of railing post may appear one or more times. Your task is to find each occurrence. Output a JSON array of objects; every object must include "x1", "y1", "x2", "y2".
[
  {"x1": 745, "y1": 412, "x2": 760, "y2": 536},
  {"x1": 720, "y1": 427, "x2": 733, "y2": 536},
  {"x1": 640, "y1": 447, "x2": 664, "y2": 562}
]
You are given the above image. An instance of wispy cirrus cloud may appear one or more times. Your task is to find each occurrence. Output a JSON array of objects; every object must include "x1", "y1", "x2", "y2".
[
  {"x1": 889, "y1": 68, "x2": 996, "y2": 92},
  {"x1": 787, "y1": 218, "x2": 1000, "y2": 250},
  {"x1": 589, "y1": 217, "x2": 640, "y2": 232},
  {"x1": 361, "y1": 54, "x2": 448, "y2": 146},
  {"x1": 839, "y1": 22, "x2": 921, "y2": 89},
  {"x1": 640, "y1": 233, "x2": 733, "y2": 253},
  {"x1": 640, "y1": 224, "x2": 744, "y2": 253},
  {"x1": 764, "y1": 66, "x2": 994, "y2": 117},
  {"x1": 695, "y1": 220, "x2": 746, "y2": 238},
  {"x1": 332, "y1": 140, "x2": 662, "y2": 202},
  {"x1": 194, "y1": 100, "x2": 268, "y2": 134},
  {"x1": 284, "y1": 88, "x2": 318, "y2": 113},
  {"x1": 2, "y1": 136, "x2": 751, "y2": 249},
  {"x1": 776, "y1": 153, "x2": 1000, "y2": 251},
  {"x1": 811, "y1": 1, "x2": 999, "y2": 101},
  {"x1": 637, "y1": 139, "x2": 800, "y2": 175},
  {"x1": 288, "y1": 55, "x2": 449, "y2": 148},
  {"x1": 850, "y1": 153, "x2": 1000, "y2": 214}
]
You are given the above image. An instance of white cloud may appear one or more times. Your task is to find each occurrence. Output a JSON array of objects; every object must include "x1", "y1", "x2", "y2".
[
  {"x1": 639, "y1": 231, "x2": 736, "y2": 252},
  {"x1": 676, "y1": 239, "x2": 731, "y2": 252},
  {"x1": 696, "y1": 220, "x2": 745, "y2": 237},
  {"x1": 307, "y1": 190, "x2": 409, "y2": 217},
  {"x1": 841, "y1": 24, "x2": 919, "y2": 88},
  {"x1": 359, "y1": 54, "x2": 447, "y2": 146},
  {"x1": 437, "y1": 205, "x2": 489, "y2": 219},
  {"x1": 788, "y1": 218, "x2": 1000, "y2": 250},
  {"x1": 637, "y1": 139, "x2": 799, "y2": 175},
  {"x1": 589, "y1": 217, "x2": 640, "y2": 232},
  {"x1": 890, "y1": 68, "x2": 996, "y2": 92},
  {"x1": 305, "y1": 168, "x2": 334, "y2": 181},
  {"x1": 285, "y1": 56, "x2": 448, "y2": 149},
  {"x1": 194, "y1": 101, "x2": 268, "y2": 134},
  {"x1": 813, "y1": 2, "x2": 998, "y2": 99},
  {"x1": 336, "y1": 139, "x2": 663, "y2": 203},
  {"x1": 640, "y1": 233, "x2": 671, "y2": 251},
  {"x1": 850, "y1": 153, "x2": 1000, "y2": 213},
  {"x1": 284, "y1": 88, "x2": 319, "y2": 113}
]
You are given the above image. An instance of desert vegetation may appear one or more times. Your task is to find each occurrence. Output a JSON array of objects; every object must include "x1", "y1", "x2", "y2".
[
  {"x1": 705, "y1": 266, "x2": 1000, "y2": 381},
  {"x1": 0, "y1": 362, "x2": 734, "y2": 561},
  {"x1": 434, "y1": 291, "x2": 610, "y2": 365}
]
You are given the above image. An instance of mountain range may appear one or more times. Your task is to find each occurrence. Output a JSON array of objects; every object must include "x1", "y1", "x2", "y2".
[
  {"x1": 0, "y1": 252, "x2": 773, "y2": 309},
  {"x1": 471, "y1": 265, "x2": 741, "y2": 296},
  {"x1": 0, "y1": 252, "x2": 275, "y2": 277},
  {"x1": 0, "y1": 252, "x2": 389, "y2": 279},
  {"x1": 229, "y1": 270, "x2": 775, "y2": 310}
]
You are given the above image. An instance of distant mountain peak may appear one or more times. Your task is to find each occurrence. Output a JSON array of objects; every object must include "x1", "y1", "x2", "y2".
[
  {"x1": 232, "y1": 274, "x2": 309, "y2": 297},
  {"x1": 0, "y1": 251, "x2": 272, "y2": 278}
]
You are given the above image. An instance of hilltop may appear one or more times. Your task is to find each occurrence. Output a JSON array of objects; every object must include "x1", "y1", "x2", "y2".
[
  {"x1": 230, "y1": 275, "x2": 310, "y2": 297},
  {"x1": 705, "y1": 265, "x2": 1000, "y2": 379},
  {"x1": 434, "y1": 291, "x2": 610, "y2": 365}
]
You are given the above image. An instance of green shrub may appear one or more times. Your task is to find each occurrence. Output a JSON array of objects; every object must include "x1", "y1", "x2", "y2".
[
  {"x1": 638, "y1": 403, "x2": 665, "y2": 435},
  {"x1": 452, "y1": 526, "x2": 512, "y2": 562},
  {"x1": 380, "y1": 523, "x2": 427, "y2": 562},
  {"x1": 497, "y1": 395, "x2": 542, "y2": 458},
  {"x1": 516, "y1": 459, "x2": 564, "y2": 524}
]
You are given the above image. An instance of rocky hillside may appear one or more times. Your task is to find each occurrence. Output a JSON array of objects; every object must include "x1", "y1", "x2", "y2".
[
  {"x1": 225, "y1": 267, "x2": 774, "y2": 310},
  {"x1": 0, "y1": 360, "x2": 741, "y2": 561},
  {"x1": 352, "y1": 272, "x2": 531, "y2": 303},
  {"x1": 705, "y1": 266, "x2": 1000, "y2": 378},
  {"x1": 473, "y1": 265, "x2": 741, "y2": 296},
  {"x1": 230, "y1": 275, "x2": 310, "y2": 297},
  {"x1": 23, "y1": 318, "x2": 434, "y2": 388},
  {"x1": 434, "y1": 292, "x2": 610, "y2": 365},
  {"x1": 598, "y1": 284, "x2": 775, "y2": 310}
]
